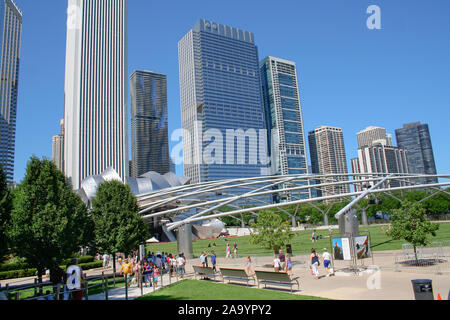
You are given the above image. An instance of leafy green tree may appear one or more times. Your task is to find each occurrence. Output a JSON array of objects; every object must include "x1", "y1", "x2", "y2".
[
  {"x1": 8, "y1": 157, "x2": 93, "y2": 284},
  {"x1": 0, "y1": 165, "x2": 12, "y2": 262},
  {"x1": 91, "y1": 180, "x2": 149, "y2": 274},
  {"x1": 387, "y1": 201, "x2": 439, "y2": 264},
  {"x1": 249, "y1": 210, "x2": 293, "y2": 253}
]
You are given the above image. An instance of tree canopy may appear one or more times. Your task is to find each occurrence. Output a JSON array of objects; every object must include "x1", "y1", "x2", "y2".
[
  {"x1": 90, "y1": 180, "x2": 149, "y2": 256},
  {"x1": 0, "y1": 165, "x2": 12, "y2": 262},
  {"x1": 7, "y1": 157, "x2": 93, "y2": 279},
  {"x1": 249, "y1": 210, "x2": 293, "y2": 252}
]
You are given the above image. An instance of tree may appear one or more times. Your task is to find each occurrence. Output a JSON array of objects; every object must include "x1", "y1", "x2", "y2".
[
  {"x1": 387, "y1": 201, "x2": 439, "y2": 264},
  {"x1": 8, "y1": 157, "x2": 93, "y2": 285},
  {"x1": 249, "y1": 210, "x2": 293, "y2": 253},
  {"x1": 90, "y1": 180, "x2": 149, "y2": 274},
  {"x1": 0, "y1": 165, "x2": 12, "y2": 262}
]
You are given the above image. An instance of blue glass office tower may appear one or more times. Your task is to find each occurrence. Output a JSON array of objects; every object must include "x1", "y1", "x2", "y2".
[
  {"x1": 178, "y1": 19, "x2": 269, "y2": 184},
  {"x1": 130, "y1": 70, "x2": 170, "y2": 177},
  {"x1": 395, "y1": 122, "x2": 438, "y2": 184},
  {"x1": 0, "y1": 0, "x2": 21, "y2": 184}
]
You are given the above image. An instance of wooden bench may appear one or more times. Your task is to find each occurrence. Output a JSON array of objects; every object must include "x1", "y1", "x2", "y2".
[
  {"x1": 192, "y1": 265, "x2": 217, "y2": 281},
  {"x1": 254, "y1": 270, "x2": 300, "y2": 293},
  {"x1": 219, "y1": 268, "x2": 255, "y2": 287}
]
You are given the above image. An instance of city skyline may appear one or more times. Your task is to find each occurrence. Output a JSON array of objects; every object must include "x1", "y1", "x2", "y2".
[{"x1": 9, "y1": 0, "x2": 450, "y2": 183}]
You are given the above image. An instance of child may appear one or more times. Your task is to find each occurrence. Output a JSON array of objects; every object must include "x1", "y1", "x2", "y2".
[{"x1": 153, "y1": 267, "x2": 160, "y2": 287}]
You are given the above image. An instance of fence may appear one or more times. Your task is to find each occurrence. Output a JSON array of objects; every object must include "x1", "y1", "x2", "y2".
[{"x1": 393, "y1": 241, "x2": 450, "y2": 275}]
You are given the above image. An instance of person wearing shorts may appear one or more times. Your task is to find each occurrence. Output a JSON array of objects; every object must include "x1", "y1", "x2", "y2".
[{"x1": 322, "y1": 248, "x2": 333, "y2": 277}]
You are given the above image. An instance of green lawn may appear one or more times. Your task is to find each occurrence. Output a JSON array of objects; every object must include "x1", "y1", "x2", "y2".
[
  {"x1": 137, "y1": 280, "x2": 328, "y2": 300},
  {"x1": 146, "y1": 222, "x2": 450, "y2": 258}
]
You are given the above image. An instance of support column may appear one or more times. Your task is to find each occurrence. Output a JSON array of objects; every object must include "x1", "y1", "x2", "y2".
[
  {"x1": 361, "y1": 210, "x2": 369, "y2": 226},
  {"x1": 177, "y1": 223, "x2": 194, "y2": 260},
  {"x1": 323, "y1": 213, "x2": 329, "y2": 226}
]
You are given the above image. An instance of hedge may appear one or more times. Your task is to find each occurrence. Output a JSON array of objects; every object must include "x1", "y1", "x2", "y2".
[
  {"x1": 0, "y1": 260, "x2": 103, "y2": 281},
  {"x1": 0, "y1": 256, "x2": 94, "y2": 273}
]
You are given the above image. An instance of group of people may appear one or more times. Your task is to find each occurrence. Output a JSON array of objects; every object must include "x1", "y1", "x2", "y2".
[
  {"x1": 225, "y1": 242, "x2": 238, "y2": 258},
  {"x1": 118, "y1": 252, "x2": 187, "y2": 288},
  {"x1": 272, "y1": 249, "x2": 293, "y2": 276},
  {"x1": 309, "y1": 248, "x2": 333, "y2": 280}
]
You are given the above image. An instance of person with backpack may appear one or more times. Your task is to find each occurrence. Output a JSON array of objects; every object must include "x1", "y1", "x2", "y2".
[{"x1": 310, "y1": 248, "x2": 321, "y2": 280}]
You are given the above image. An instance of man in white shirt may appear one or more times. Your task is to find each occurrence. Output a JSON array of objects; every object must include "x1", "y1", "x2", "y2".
[
  {"x1": 177, "y1": 254, "x2": 186, "y2": 278},
  {"x1": 322, "y1": 248, "x2": 333, "y2": 277}
]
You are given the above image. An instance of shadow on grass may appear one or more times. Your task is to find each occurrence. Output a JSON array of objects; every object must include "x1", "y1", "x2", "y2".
[{"x1": 371, "y1": 239, "x2": 395, "y2": 249}]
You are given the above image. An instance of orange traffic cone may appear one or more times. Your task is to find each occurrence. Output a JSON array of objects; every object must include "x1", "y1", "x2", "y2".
[{"x1": 437, "y1": 293, "x2": 442, "y2": 300}]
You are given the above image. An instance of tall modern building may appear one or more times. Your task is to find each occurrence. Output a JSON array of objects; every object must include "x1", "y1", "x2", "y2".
[
  {"x1": 260, "y1": 57, "x2": 308, "y2": 177},
  {"x1": 64, "y1": 0, "x2": 128, "y2": 190},
  {"x1": 395, "y1": 122, "x2": 438, "y2": 184},
  {"x1": 357, "y1": 126, "x2": 393, "y2": 148},
  {"x1": 178, "y1": 19, "x2": 269, "y2": 184},
  {"x1": 130, "y1": 70, "x2": 170, "y2": 177},
  {"x1": 0, "y1": 0, "x2": 22, "y2": 183},
  {"x1": 308, "y1": 126, "x2": 350, "y2": 197},
  {"x1": 52, "y1": 119, "x2": 65, "y2": 171}
]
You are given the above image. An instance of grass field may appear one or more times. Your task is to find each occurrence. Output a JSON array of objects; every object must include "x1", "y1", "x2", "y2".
[
  {"x1": 136, "y1": 280, "x2": 328, "y2": 300},
  {"x1": 146, "y1": 222, "x2": 450, "y2": 258}
]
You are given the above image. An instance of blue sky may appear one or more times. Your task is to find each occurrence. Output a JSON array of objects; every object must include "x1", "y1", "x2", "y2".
[{"x1": 12, "y1": 0, "x2": 450, "y2": 182}]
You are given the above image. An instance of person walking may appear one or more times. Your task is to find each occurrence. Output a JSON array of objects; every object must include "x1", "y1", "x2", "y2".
[
  {"x1": 322, "y1": 248, "x2": 333, "y2": 277},
  {"x1": 142, "y1": 261, "x2": 152, "y2": 287},
  {"x1": 312, "y1": 230, "x2": 316, "y2": 243},
  {"x1": 200, "y1": 252, "x2": 207, "y2": 267},
  {"x1": 120, "y1": 258, "x2": 133, "y2": 287},
  {"x1": 310, "y1": 248, "x2": 321, "y2": 280},
  {"x1": 210, "y1": 251, "x2": 217, "y2": 272},
  {"x1": 233, "y1": 242, "x2": 238, "y2": 259},
  {"x1": 226, "y1": 243, "x2": 232, "y2": 259},
  {"x1": 177, "y1": 253, "x2": 186, "y2": 279},
  {"x1": 246, "y1": 256, "x2": 255, "y2": 277}
]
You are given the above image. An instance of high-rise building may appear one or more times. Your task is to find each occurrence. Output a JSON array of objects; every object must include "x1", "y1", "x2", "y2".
[
  {"x1": 0, "y1": 0, "x2": 22, "y2": 184},
  {"x1": 352, "y1": 143, "x2": 409, "y2": 190},
  {"x1": 52, "y1": 119, "x2": 65, "y2": 171},
  {"x1": 130, "y1": 70, "x2": 170, "y2": 177},
  {"x1": 357, "y1": 126, "x2": 393, "y2": 148},
  {"x1": 308, "y1": 126, "x2": 350, "y2": 197},
  {"x1": 64, "y1": 0, "x2": 128, "y2": 190},
  {"x1": 178, "y1": 19, "x2": 269, "y2": 184},
  {"x1": 260, "y1": 57, "x2": 308, "y2": 176},
  {"x1": 395, "y1": 122, "x2": 438, "y2": 184}
]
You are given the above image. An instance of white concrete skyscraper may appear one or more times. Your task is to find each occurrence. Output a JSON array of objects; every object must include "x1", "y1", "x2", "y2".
[
  {"x1": 0, "y1": 0, "x2": 22, "y2": 184},
  {"x1": 64, "y1": 0, "x2": 128, "y2": 190}
]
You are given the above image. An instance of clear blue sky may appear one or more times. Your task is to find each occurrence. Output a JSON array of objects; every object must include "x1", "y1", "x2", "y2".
[{"x1": 12, "y1": 0, "x2": 450, "y2": 182}]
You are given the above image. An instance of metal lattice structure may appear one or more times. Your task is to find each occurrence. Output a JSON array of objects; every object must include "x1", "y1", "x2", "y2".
[{"x1": 136, "y1": 173, "x2": 450, "y2": 232}]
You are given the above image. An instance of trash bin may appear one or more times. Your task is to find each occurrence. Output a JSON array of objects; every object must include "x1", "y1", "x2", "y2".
[
  {"x1": 286, "y1": 244, "x2": 293, "y2": 255},
  {"x1": 411, "y1": 279, "x2": 434, "y2": 300}
]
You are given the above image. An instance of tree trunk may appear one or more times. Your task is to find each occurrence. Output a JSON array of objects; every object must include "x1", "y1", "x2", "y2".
[
  {"x1": 113, "y1": 253, "x2": 116, "y2": 275},
  {"x1": 414, "y1": 246, "x2": 418, "y2": 265},
  {"x1": 37, "y1": 269, "x2": 44, "y2": 295}
]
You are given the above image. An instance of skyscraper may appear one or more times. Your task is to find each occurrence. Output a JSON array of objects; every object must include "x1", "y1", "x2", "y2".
[
  {"x1": 64, "y1": 0, "x2": 128, "y2": 190},
  {"x1": 130, "y1": 70, "x2": 169, "y2": 177},
  {"x1": 357, "y1": 126, "x2": 393, "y2": 148},
  {"x1": 0, "y1": 0, "x2": 22, "y2": 183},
  {"x1": 178, "y1": 19, "x2": 269, "y2": 184},
  {"x1": 52, "y1": 119, "x2": 65, "y2": 171},
  {"x1": 260, "y1": 57, "x2": 308, "y2": 177},
  {"x1": 395, "y1": 122, "x2": 438, "y2": 184},
  {"x1": 308, "y1": 126, "x2": 350, "y2": 197}
]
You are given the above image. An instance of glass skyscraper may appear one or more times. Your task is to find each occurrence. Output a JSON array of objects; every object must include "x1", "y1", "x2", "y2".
[
  {"x1": 0, "y1": 0, "x2": 22, "y2": 184},
  {"x1": 130, "y1": 70, "x2": 170, "y2": 177},
  {"x1": 178, "y1": 19, "x2": 269, "y2": 184},
  {"x1": 395, "y1": 122, "x2": 438, "y2": 184},
  {"x1": 260, "y1": 56, "x2": 308, "y2": 177}
]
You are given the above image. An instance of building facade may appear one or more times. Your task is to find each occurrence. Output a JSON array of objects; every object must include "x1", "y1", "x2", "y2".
[
  {"x1": 308, "y1": 126, "x2": 350, "y2": 197},
  {"x1": 0, "y1": 0, "x2": 22, "y2": 183},
  {"x1": 64, "y1": 0, "x2": 128, "y2": 190},
  {"x1": 130, "y1": 70, "x2": 170, "y2": 177},
  {"x1": 395, "y1": 122, "x2": 438, "y2": 184},
  {"x1": 52, "y1": 119, "x2": 65, "y2": 171},
  {"x1": 178, "y1": 19, "x2": 269, "y2": 184},
  {"x1": 357, "y1": 126, "x2": 393, "y2": 148}
]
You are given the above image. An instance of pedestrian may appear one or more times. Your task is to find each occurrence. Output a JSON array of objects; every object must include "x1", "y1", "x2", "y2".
[
  {"x1": 310, "y1": 248, "x2": 321, "y2": 280},
  {"x1": 278, "y1": 249, "x2": 286, "y2": 270},
  {"x1": 120, "y1": 258, "x2": 133, "y2": 287},
  {"x1": 312, "y1": 230, "x2": 316, "y2": 243},
  {"x1": 142, "y1": 261, "x2": 152, "y2": 287},
  {"x1": 153, "y1": 267, "x2": 160, "y2": 287},
  {"x1": 233, "y1": 242, "x2": 238, "y2": 258},
  {"x1": 102, "y1": 253, "x2": 109, "y2": 269},
  {"x1": 322, "y1": 248, "x2": 333, "y2": 277},
  {"x1": 177, "y1": 253, "x2": 186, "y2": 279},
  {"x1": 273, "y1": 255, "x2": 281, "y2": 272},
  {"x1": 210, "y1": 251, "x2": 217, "y2": 272},
  {"x1": 131, "y1": 259, "x2": 141, "y2": 287},
  {"x1": 200, "y1": 252, "x2": 207, "y2": 267},
  {"x1": 285, "y1": 254, "x2": 293, "y2": 277},
  {"x1": 226, "y1": 243, "x2": 232, "y2": 259},
  {"x1": 170, "y1": 254, "x2": 177, "y2": 277},
  {"x1": 246, "y1": 256, "x2": 255, "y2": 277}
]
